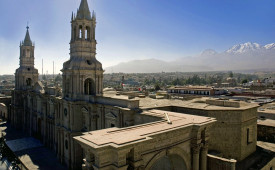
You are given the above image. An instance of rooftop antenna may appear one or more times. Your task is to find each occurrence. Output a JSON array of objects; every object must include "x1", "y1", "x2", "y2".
[
  {"x1": 53, "y1": 61, "x2": 55, "y2": 79},
  {"x1": 164, "y1": 113, "x2": 172, "y2": 124},
  {"x1": 42, "y1": 59, "x2": 44, "y2": 77}
]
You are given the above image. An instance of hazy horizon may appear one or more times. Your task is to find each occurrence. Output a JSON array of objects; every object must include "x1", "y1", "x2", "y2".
[{"x1": 0, "y1": 0, "x2": 275, "y2": 74}]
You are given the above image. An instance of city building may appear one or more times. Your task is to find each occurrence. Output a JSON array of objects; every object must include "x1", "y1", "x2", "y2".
[
  {"x1": 167, "y1": 86, "x2": 215, "y2": 96},
  {"x1": 7, "y1": 0, "x2": 275, "y2": 170}
]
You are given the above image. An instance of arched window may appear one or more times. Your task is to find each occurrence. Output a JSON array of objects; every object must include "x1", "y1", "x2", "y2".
[
  {"x1": 65, "y1": 140, "x2": 68, "y2": 150},
  {"x1": 26, "y1": 78, "x2": 32, "y2": 86},
  {"x1": 79, "y1": 25, "x2": 82, "y2": 39},
  {"x1": 84, "y1": 78, "x2": 95, "y2": 95},
  {"x1": 23, "y1": 50, "x2": 26, "y2": 57},
  {"x1": 64, "y1": 108, "x2": 67, "y2": 117},
  {"x1": 85, "y1": 26, "x2": 90, "y2": 40}
]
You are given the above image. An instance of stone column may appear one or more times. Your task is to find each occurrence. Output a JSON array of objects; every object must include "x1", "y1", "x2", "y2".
[
  {"x1": 192, "y1": 144, "x2": 200, "y2": 170},
  {"x1": 57, "y1": 131, "x2": 61, "y2": 159},
  {"x1": 82, "y1": 26, "x2": 85, "y2": 40},
  {"x1": 200, "y1": 142, "x2": 208, "y2": 170},
  {"x1": 76, "y1": 25, "x2": 79, "y2": 39},
  {"x1": 61, "y1": 132, "x2": 64, "y2": 163}
]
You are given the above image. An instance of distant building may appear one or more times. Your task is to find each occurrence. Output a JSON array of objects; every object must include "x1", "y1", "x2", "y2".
[
  {"x1": 257, "y1": 119, "x2": 275, "y2": 143},
  {"x1": 167, "y1": 86, "x2": 215, "y2": 96}
]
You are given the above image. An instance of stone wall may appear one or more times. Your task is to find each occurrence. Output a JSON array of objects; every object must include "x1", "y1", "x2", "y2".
[
  {"x1": 207, "y1": 154, "x2": 236, "y2": 170},
  {"x1": 258, "y1": 124, "x2": 275, "y2": 143},
  {"x1": 258, "y1": 111, "x2": 275, "y2": 120},
  {"x1": 260, "y1": 157, "x2": 275, "y2": 170},
  {"x1": 154, "y1": 105, "x2": 258, "y2": 161},
  {"x1": 206, "y1": 99, "x2": 240, "y2": 108}
]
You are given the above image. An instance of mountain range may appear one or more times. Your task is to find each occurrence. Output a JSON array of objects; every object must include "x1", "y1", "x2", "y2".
[{"x1": 105, "y1": 42, "x2": 275, "y2": 73}]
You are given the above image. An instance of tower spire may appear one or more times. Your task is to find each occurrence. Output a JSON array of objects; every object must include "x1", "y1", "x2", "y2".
[
  {"x1": 76, "y1": 0, "x2": 92, "y2": 20},
  {"x1": 23, "y1": 24, "x2": 32, "y2": 46},
  {"x1": 71, "y1": 11, "x2": 74, "y2": 21}
]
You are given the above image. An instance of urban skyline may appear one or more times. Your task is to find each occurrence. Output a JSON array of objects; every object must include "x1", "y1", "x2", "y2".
[{"x1": 0, "y1": 0, "x2": 275, "y2": 74}]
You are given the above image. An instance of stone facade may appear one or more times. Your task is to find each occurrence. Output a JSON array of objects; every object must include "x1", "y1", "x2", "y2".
[
  {"x1": 0, "y1": 103, "x2": 7, "y2": 119},
  {"x1": 15, "y1": 26, "x2": 38, "y2": 91},
  {"x1": 152, "y1": 99, "x2": 258, "y2": 162},
  {"x1": 75, "y1": 110, "x2": 216, "y2": 170}
]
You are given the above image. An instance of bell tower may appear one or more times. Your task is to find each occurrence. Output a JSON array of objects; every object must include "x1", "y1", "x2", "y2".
[
  {"x1": 15, "y1": 26, "x2": 38, "y2": 90},
  {"x1": 62, "y1": 0, "x2": 103, "y2": 100}
]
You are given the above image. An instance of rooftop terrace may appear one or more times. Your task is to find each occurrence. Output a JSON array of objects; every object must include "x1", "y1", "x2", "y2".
[
  {"x1": 103, "y1": 91, "x2": 259, "y2": 110},
  {"x1": 75, "y1": 110, "x2": 216, "y2": 149}
]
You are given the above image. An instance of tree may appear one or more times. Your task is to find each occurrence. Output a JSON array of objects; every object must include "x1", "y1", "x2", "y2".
[
  {"x1": 42, "y1": 74, "x2": 47, "y2": 81},
  {"x1": 155, "y1": 84, "x2": 161, "y2": 91},
  {"x1": 241, "y1": 79, "x2": 248, "y2": 84},
  {"x1": 228, "y1": 71, "x2": 233, "y2": 78}
]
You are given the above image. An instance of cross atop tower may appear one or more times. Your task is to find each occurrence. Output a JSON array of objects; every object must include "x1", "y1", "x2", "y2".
[{"x1": 23, "y1": 25, "x2": 32, "y2": 46}]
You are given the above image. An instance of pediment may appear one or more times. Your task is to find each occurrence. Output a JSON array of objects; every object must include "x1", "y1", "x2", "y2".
[
  {"x1": 81, "y1": 107, "x2": 89, "y2": 114},
  {"x1": 33, "y1": 81, "x2": 44, "y2": 93},
  {"x1": 105, "y1": 112, "x2": 117, "y2": 119}
]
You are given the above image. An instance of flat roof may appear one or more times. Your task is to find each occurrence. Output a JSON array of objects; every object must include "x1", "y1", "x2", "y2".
[
  {"x1": 168, "y1": 86, "x2": 213, "y2": 90},
  {"x1": 258, "y1": 109, "x2": 275, "y2": 115},
  {"x1": 257, "y1": 141, "x2": 275, "y2": 152},
  {"x1": 75, "y1": 110, "x2": 216, "y2": 149},
  {"x1": 103, "y1": 91, "x2": 259, "y2": 110},
  {"x1": 257, "y1": 119, "x2": 275, "y2": 127}
]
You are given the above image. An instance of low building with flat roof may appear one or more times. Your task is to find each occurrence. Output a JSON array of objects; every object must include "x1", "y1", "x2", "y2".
[
  {"x1": 75, "y1": 110, "x2": 216, "y2": 170},
  {"x1": 167, "y1": 86, "x2": 215, "y2": 96},
  {"x1": 257, "y1": 119, "x2": 275, "y2": 143}
]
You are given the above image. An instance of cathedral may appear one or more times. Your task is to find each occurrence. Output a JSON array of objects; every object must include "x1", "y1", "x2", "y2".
[{"x1": 10, "y1": 0, "x2": 273, "y2": 170}]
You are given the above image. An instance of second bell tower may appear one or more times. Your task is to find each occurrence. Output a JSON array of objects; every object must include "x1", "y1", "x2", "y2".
[
  {"x1": 15, "y1": 26, "x2": 38, "y2": 90},
  {"x1": 62, "y1": 0, "x2": 103, "y2": 100}
]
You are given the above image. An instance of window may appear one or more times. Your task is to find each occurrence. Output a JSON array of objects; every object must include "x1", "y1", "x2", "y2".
[
  {"x1": 79, "y1": 25, "x2": 82, "y2": 39},
  {"x1": 64, "y1": 108, "x2": 67, "y2": 117},
  {"x1": 247, "y1": 128, "x2": 253, "y2": 144},
  {"x1": 111, "y1": 123, "x2": 115, "y2": 127},
  {"x1": 84, "y1": 78, "x2": 95, "y2": 95},
  {"x1": 247, "y1": 128, "x2": 249, "y2": 144},
  {"x1": 65, "y1": 140, "x2": 68, "y2": 150},
  {"x1": 85, "y1": 26, "x2": 90, "y2": 40},
  {"x1": 26, "y1": 78, "x2": 32, "y2": 86}
]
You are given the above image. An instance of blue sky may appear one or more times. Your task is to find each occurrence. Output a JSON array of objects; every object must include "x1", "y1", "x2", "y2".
[{"x1": 0, "y1": 0, "x2": 275, "y2": 74}]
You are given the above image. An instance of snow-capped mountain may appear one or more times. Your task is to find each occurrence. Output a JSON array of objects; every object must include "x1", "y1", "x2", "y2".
[
  {"x1": 226, "y1": 42, "x2": 261, "y2": 54},
  {"x1": 105, "y1": 42, "x2": 275, "y2": 73},
  {"x1": 226, "y1": 42, "x2": 275, "y2": 53},
  {"x1": 264, "y1": 43, "x2": 275, "y2": 50}
]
